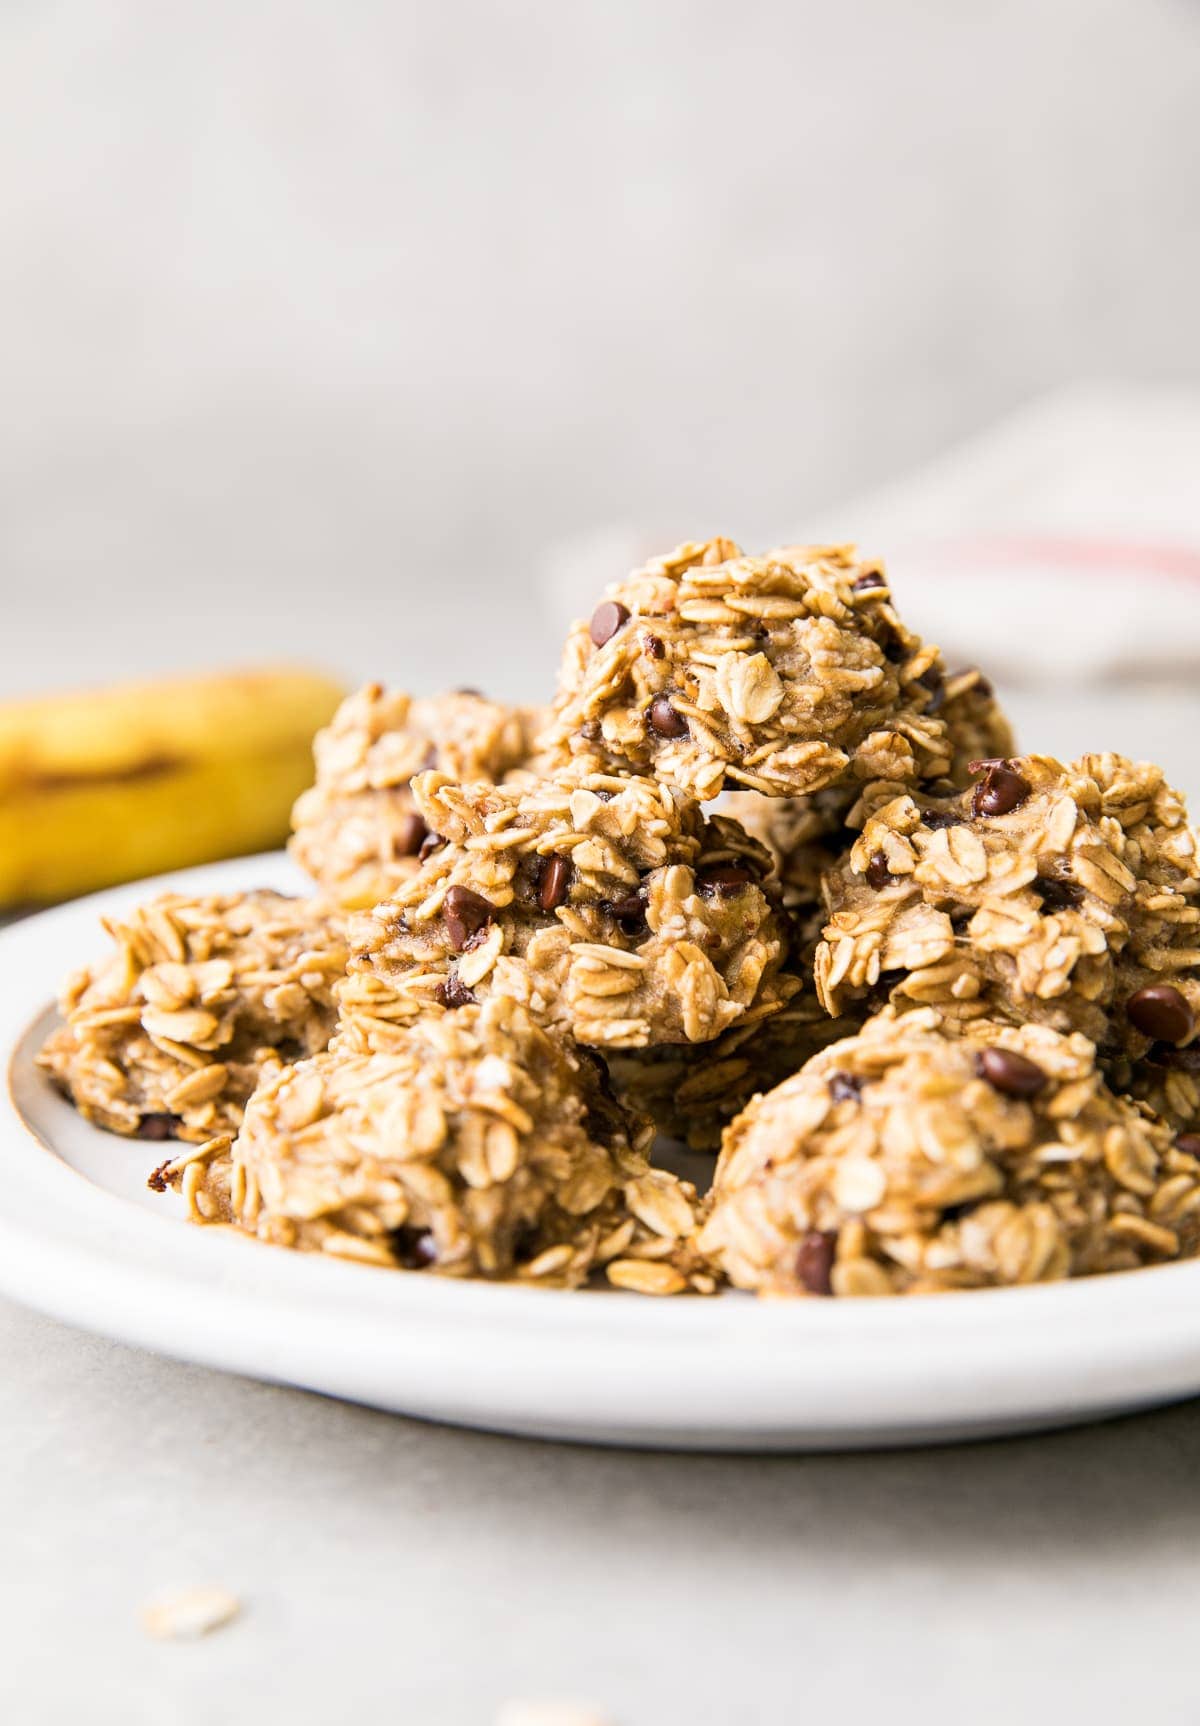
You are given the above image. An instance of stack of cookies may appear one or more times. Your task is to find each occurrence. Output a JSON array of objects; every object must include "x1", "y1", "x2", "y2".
[{"x1": 41, "y1": 539, "x2": 1200, "y2": 1296}]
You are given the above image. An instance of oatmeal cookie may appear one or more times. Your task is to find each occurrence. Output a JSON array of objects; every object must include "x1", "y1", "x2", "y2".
[
  {"x1": 538, "y1": 539, "x2": 961, "y2": 801},
  {"x1": 699, "y1": 1007, "x2": 1200, "y2": 1295},
  {"x1": 815, "y1": 754, "x2": 1200, "y2": 1104},
  {"x1": 290, "y1": 685, "x2": 542, "y2": 908},
  {"x1": 39, "y1": 891, "x2": 346, "y2": 1143},
  {"x1": 608, "y1": 972, "x2": 865, "y2": 1151},
  {"x1": 168, "y1": 997, "x2": 708, "y2": 1292},
  {"x1": 336, "y1": 766, "x2": 789, "y2": 1051},
  {"x1": 723, "y1": 663, "x2": 1014, "y2": 929}
]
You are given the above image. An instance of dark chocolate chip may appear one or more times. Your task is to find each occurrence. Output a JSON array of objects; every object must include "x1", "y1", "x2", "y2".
[
  {"x1": 643, "y1": 633, "x2": 666, "y2": 660},
  {"x1": 646, "y1": 696, "x2": 688, "y2": 739},
  {"x1": 796, "y1": 1230, "x2": 837, "y2": 1296},
  {"x1": 882, "y1": 634, "x2": 909, "y2": 665},
  {"x1": 852, "y1": 571, "x2": 887, "y2": 593},
  {"x1": 137, "y1": 1113, "x2": 181, "y2": 1142},
  {"x1": 589, "y1": 600, "x2": 631, "y2": 648},
  {"x1": 695, "y1": 863, "x2": 753, "y2": 898},
  {"x1": 395, "y1": 812, "x2": 429, "y2": 857},
  {"x1": 390, "y1": 1227, "x2": 438, "y2": 1269},
  {"x1": 1038, "y1": 875, "x2": 1084, "y2": 914},
  {"x1": 436, "y1": 973, "x2": 475, "y2": 1010},
  {"x1": 443, "y1": 885, "x2": 496, "y2": 952},
  {"x1": 418, "y1": 831, "x2": 446, "y2": 862},
  {"x1": 1126, "y1": 984, "x2": 1195, "y2": 1046},
  {"x1": 865, "y1": 850, "x2": 892, "y2": 890},
  {"x1": 538, "y1": 854, "x2": 573, "y2": 912},
  {"x1": 828, "y1": 1071, "x2": 862, "y2": 1104},
  {"x1": 606, "y1": 891, "x2": 647, "y2": 937},
  {"x1": 975, "y1": 1047, "x2": 1049, "y2": 1098},
  {"x1": 971, "y1": 759, "x2": 1031, "y2": 818},
  {"x1": 918, "y1": 667, "x2": 945, "y2": 714},
  {"x1": 1175, "y1": 1134, "x2": 1200, "y2": 1159},
  {"x1": 922, "y1": 810, "x2": 960, "y2": 831}
]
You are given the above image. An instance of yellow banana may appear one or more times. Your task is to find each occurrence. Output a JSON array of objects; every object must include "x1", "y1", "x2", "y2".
[{"x1": 0, "y1": 666, "x2": 344, "y2": 906}]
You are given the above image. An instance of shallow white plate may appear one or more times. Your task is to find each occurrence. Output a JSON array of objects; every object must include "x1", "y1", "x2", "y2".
[{"x1": 6, "y1": 854, "x2": 1200, "y2": 1450}]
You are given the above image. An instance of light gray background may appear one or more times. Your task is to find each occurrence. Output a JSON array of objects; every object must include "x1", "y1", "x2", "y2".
[
  {"x1": 5, "y1": 5, "x2": 1200, "y2": 1722},
  {"x1": 4, "y1": 0, "x2": 1200, "y2": 698}
]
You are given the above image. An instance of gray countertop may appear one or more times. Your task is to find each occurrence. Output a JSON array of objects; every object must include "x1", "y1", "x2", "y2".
[{"x1": 5, "y1": 1290, "x2": 1198, "y2": 1724}]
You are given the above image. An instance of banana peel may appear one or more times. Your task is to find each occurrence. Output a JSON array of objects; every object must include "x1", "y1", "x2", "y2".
[{"x1": 0, "y1": 666, "x2": 344, "y2": 906}]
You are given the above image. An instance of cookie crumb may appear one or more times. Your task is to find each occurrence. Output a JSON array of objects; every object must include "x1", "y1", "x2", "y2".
[{"x1": 139, "y1": 1585, "x2": 241, "y2": 1641}]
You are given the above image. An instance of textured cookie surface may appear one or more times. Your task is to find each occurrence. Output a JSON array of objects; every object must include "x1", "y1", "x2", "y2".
[
  {"x1": 39, "y1": 891, "x2": 347, "y2": 1143},
  {"x1": 540, "y1": 539, "x2": 962, "y2": 800},
  {"x1": 816, "y1": 753, "x2": 1200, "y2": 1121},
  {"x1": 337, "y1": 767, "x2": 789, "y2": 1050},
  {"x1": 700, "y1": 1007, "x2": 1200, "y2": 1295},
  {"x1": 173, "y1": 997, "x2": 706, "y2": 1292},
  {"x1": 290, "y1": 686, "x2": 541, "y2": 908}
]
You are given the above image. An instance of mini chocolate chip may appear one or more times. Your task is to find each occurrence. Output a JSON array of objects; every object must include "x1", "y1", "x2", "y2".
[
  {"x1": 865, "y1": 850, "x2": 892, "y2": 890},
  {"x1": 418, "y1": 831, "x2": 446, "y2": 862},
  {"x1": 646, "y1": 696, "x2": 688, "y2": 739},
  {"x1": 918, "y1": 667, "x2": 945, "y2": 714},
  {"x1": 1126, "y1": 984, "x2": 1195, "y2": 1045},
  {"x1": 580, "y1": 719, "x2": 602, "y2": 742},
  {"x1": 390, "y1": 1227, "x2": 438, "y2": 1269},
  {"x1": 137, "y1": 1113, "x2": 181, "y2": 1142},
  {"x1": 395, "y1": 811, "x2": 429, "y2": 857},
  {"x1": 971, "y1": 760, "x2": 1031, "y2": 818},
  {"x1": 1175, "y1": 1134, "x2": 1200, "y2": 1159},
  {"x1": 1148, "y1": 1042, "x2": 1200, "y2": 1072},
  {"x1": 606, "y1": 891, "x2": 647, "y2": 937},
  {"x1": 443, "y1": 885, "x2": 496, "y2": 952},
  {"x1": 589, "y1": 600, "x2": 631, "y2": 648},
  {"x1": 436, "y1": 973, "x2": 475, "y2": 1010},
  {"x1": 922, "y1": 809, "x2": 960, "y2": 831},
  {"x1": 1038, "y1": 875, "x2": 1084, "y2": 914},
  {"x1": 796, "y1": 1230, "x2": 837, "y2": 1296},
  {"x1": 828, "y1": 1071, "x2": 862, "y2": 1104},
  {"x1": 538, "y1": 853, "x2": 573, "y2": 912},
  {"x1": 852, "y1": 571, "x2": 887, "y2": 593},
  {"x1": 643, "y1": 633, "x2": 666, "y2": 660},
  {"x1": 696, "y1": 863, "x2": 753, "y2": 897},
  {"x1": 975, "y1": 1047, "x2": 1048, "y2": 1098}
]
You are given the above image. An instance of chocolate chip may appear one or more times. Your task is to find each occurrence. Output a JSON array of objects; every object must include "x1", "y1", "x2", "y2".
[
  {"x1": 146, "y1": 1159, "x2": 172, "y2": 1193},
  {"x1": 852, "y1": 571, "x2": 887, "y2": 593},
  {"x1": 589, "y1": 600, "x2": 631, "y2": 648},
  {"x1": 695, "y1": 863, "x2": 753, "y2": 897},
  {"x1": 1126, "y1": 984, "x2": 1195, "y2": 1045},
  {"x1": 606, "y1": 891, "x2": 647, "y2": 937},
  {"x1": 454, "y1": 686, "x2": 484, "y2": 698},
  {"x1": 971, "y1": 760, "x2": 1031, "y2": 818},
  {"x1": 918, "y1": 667, "x2": 945, "y2": 714},
  {"x1": 390, "y1": 1227, "x2": 438, "y2": 1269},
  {"x1": 1146, "y1": 1042, "x2": 1200, "y2": 1072},
  {"x1": 395, "y1": 812, "x2": 428, "y2": 857},
  {"x1": 436, "y1": 973, "x2": 475, "y2": 1010},
  {"x1": 443, "y1": 885, "x2": 496, "y2": 952},
  {"x1": 418, "y1": 830, "x2": 446, "y2": 863},
  {"x1": 646, "y1": 696, "x2": 688, "y2": 739},
  {"x1": 538, "y1": 854, "x2": 573, "y2": 911},
  {"x1": 828, "y1": 1071, "x2": 861, "y2": 1104},
  {"x1": 643, "y1": 634, "x2": 666, "y2": 660},
  {"x1": 1038, "y1": 875, "x2": 1084, "y2": 914},
  {"x1": 975, "y1": 1047, "x2": 1048, "y2": 1098},
  {"x1": 922, "y1": 810, "x2": 960, "y2": 831},
  {"x1": 796, "y1": 1230, "x2": 837, "y2": 1296},
  {"x1": 865, "y1": 850, "x2": 892, "y2": 890},
  {"x1": 137, "y1": 1113, "x2": 180, "y2": 1142},
  {"x1": 881, "y1": 634, "x2": 909, "y2": 665},
  {"x1": 1175, "y1": 1134, "x2": 1200, "y2": 1159}
]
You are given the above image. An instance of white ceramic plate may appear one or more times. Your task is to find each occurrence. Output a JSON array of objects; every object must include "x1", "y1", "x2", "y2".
[{"x1": 6, "y1": 854, "x2": 1200, "y2": 1451}]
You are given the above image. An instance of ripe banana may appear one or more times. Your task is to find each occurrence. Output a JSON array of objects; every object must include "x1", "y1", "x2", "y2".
[{"x1": 0, "y1": 666, "x2": 345, "y2": 906}]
